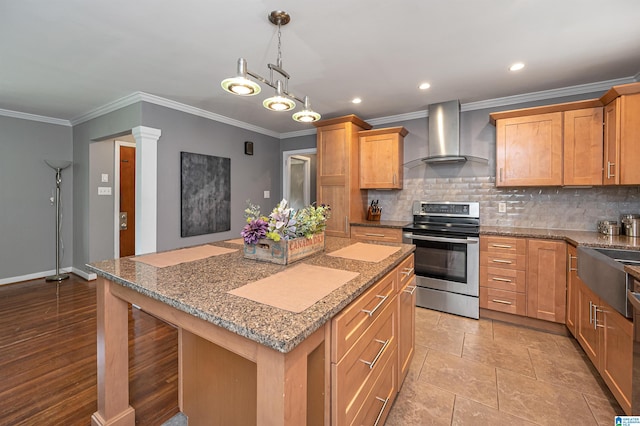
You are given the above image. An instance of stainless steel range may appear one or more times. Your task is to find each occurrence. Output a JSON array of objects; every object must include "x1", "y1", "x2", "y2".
[{"x1": 403, "y1": 201, "x2": 480, "y2": 319}]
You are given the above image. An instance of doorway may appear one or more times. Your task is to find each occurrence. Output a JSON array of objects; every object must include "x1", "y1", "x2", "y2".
[
  {"x1": 115, "y1": 141, "x2": 136, "y2": 258},
  {"x1": 283, "y1": 149, "x2": 316, "y2": 211}
]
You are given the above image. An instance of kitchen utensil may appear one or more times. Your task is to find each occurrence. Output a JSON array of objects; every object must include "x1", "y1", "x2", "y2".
[
  {"x1": 625, "y1": 219, "x2": 640, "y2": 237},
  {"x1": 621, "y1": 214, "x2": 640, "y2": 235}
]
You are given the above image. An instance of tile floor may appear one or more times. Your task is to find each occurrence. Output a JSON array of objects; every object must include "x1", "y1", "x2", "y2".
[{"x1": 386, "y1": 307, "x2": 624, "y2": 425}]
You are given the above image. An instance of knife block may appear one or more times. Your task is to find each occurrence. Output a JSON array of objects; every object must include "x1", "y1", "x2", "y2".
[{"x1": 366, "y1": 207, "x2": 381, "y2": 221}]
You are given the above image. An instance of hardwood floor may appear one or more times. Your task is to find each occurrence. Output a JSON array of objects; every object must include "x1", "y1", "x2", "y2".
[{"x1": 0, "y1": 275, "x2": 179, "y2": 425}]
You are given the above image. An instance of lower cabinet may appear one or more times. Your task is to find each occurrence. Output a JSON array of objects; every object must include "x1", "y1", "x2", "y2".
[
  {"x1": 350, "y1": 225, "x2": 403, "y2": 243},
  {"x1": 576, "y1": 278, "x2": 632, "y2": 414},
  {"x1": 526, "y1": 239, "x2": 566, "y2": 323},
  {"x1": 565, "y1": 244, "x2": 579, "y2": 336},
  {"x1": 331, "y1": 254, "x2": 415, "y2": 425}
]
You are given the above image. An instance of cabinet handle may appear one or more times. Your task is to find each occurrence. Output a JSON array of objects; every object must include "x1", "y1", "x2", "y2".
[
  {"x1": 373, "y1": 396, "x2": 390, "y2": 426},
  {"x1": 589, "y1": 301, "x2": 593, "y2": 325},
  {"x1": 360, "y1": 339, "x2": 390, "y2": 370},
  {"x1": 393, "y1": 174, "x2": 397, "y2": 185},
  {"x1": 594, "y1": 306, "x2": 605, "y2": 328},
  {"x1": 403, "y1": 285, "x2": 417, "y2": 295},
  {"x1": 491, "y1": 299, "x2": 513, "y2": 305},
  {"x1": 492, "y1": 277, "x2": 512, "y2": 283},
  {"x1": 492, "y1": 259, "x2": 512, "y2": 264},
  {"x1": 491, "y1": 244, "x2": 512, "y2": 249},
  {"x1": 401, "y1": 267, "x2": 415, "y2": 277},
  {"x1": 499, "y1": 168, "x2": 503, "y2": 182},
  {"x1": 607, "y1": 161, "x2": 616, "y2": 179},
  {"x1": 361, "y1": 295, "x2": 388, "y2": 317},
  {"x1": 344, "y1": 216, "x2": 348, "y2": 233},
  {"x1": 365, "y1": 233, "x2": 386, "y2": 237},
  {"x1": 568, "y1": 254, "x2": 577, "y2": 272}
]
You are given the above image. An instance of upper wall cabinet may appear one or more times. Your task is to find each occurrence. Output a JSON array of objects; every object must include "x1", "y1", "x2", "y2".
[
  {"x1": 359, "y1": 127, "x2": 408, "y2": 189},
  {"x1": 602, "y1": 90, "x2": 640, "y2": 185},
  {"x1": 491, "y1": 100, "x2": 603, "y2": 187}
]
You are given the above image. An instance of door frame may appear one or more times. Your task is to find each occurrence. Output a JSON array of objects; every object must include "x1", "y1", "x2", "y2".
[
  {"x1": 282, "y1": 148, "x2": 316, "y2": 206},
  {"x1": 114, "y1": 141, "x2": 136, "y2": 258}
]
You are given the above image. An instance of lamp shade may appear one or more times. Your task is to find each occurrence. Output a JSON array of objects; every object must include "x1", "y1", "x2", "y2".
[
  {"x1": 292, "y1": 109, "x2": 321, "y2": 122},
  {"x1": 221, "y1": 77, "x2": 261, "y2": 96},
  {"x1": 263, "y1": 95, "x2": 295, "y2": 111}
]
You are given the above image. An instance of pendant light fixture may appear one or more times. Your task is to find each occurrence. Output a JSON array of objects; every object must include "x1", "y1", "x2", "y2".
[{"x1": 221, "y1": 10, "x2": 321, "y2": 123}]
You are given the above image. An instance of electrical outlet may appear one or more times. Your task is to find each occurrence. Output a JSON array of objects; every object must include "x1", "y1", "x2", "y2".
[
  {"x1": 98, "y1": 186, "x2": 112, "y2": 196},
  {"x1": 498, "y1": 202, "x2": 506, "y2": 213},
  {"x1": 101, "y1": 173, "x2": 109, "y2": 183},
  {"x1": 264, "y1": 190, "x2": 270, "y2": 199}
]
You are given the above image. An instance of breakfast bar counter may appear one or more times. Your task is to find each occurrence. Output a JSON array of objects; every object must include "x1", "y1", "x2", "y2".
[{"x1": 86, "y1": 236, "x2": 415, "y2": 426}]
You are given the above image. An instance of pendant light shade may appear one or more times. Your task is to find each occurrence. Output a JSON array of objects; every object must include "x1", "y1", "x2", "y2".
[
  {"x1": 221, "y1": 58, "x2": 261, "y2": 96},
  {"x1": 220, "y1": 10, "x2": 320, "y2": 123}
]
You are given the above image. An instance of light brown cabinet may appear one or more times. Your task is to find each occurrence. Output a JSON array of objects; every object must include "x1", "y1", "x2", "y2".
[
  {"x1": 315, "y1": 115, "x2": 371, "y2": 237},
  {"x1": 565, "y1": 244, "x2": 579, "y2": 336},
  {"x1": 575, "y1": 278, "x2": 632, "y2": 414},
  {"x1": 495, "y1": 112, "x2": 563, "y2": 186},
  {"x1": 526, "y1": 239, "x2": 566, "y2": 323},
  {"x1": 493, "y1": 105, "x2": 604, "y2": 187},
  {"x1": 563, "y1": 107, "x2": 604, "y2": 186},
  {"x1": 359, "y1": 127, "x2": 408, "y2": 189},
  {"x1": 603, "y1": 93, "x2": 640, "y2": 185},
  {"x1": 350, "y1": 225, "x2": 403, "y2": 243},
  {"x1": 479, "y1": 236, "x2": 527, "y2": 316},
  {"x1": 397, "y1": 255, "x2": 416, "y2": 386}
]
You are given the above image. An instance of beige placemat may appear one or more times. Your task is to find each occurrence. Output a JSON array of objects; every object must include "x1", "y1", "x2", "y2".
[
  {"x1": 225, "y1": 238, "x2": 246, "y2": 245},
  {"x1": 131, "y1": 245, "x2": 238, "y2": 268},
  {"x1": 228, "y1": 264, "x2": 359, "y2": 313},
  {"x1": 327, "y1": 242, "x2": 400, "y2": 263}
]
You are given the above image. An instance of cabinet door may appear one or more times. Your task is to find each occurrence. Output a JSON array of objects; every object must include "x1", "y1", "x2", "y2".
[
  {"x1": 563, "y1": 107, "x2": 603, "y2": 185},
  {"x1": 565, "y1": 245, "x2": 578, "y2": 336},
  {"x1": 576, "y1": 280, "x2": 600, "y2": 367},
  {"x1": 317, "y1": 124, "x2": 349, "y2": 236},
  {"x1": 496, "y1": 112, "x2": 563, "y2": 186},
  {"x1": 600, "y1": 304, "x2": 633, "y2": 415},
  {"x1": 359, "y1": 129, "x2": 404, "y2": 189},
  {"x1": 603, "y1": 99, "x2": 620, "y2": 185},
  {"x1": 619, "y1": 93, "x2": 640, "y2": 185},
  {"x1": 398, "y1": 275, "x2": 416, "y2": 386},
  {"x1": 526, "y1": 239, "x2": 566, "y2": 323}
]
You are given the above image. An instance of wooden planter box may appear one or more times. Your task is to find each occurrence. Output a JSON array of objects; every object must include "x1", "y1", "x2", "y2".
[{"x1": 243, "y1": 232, "x2": 325, "y2": 265}]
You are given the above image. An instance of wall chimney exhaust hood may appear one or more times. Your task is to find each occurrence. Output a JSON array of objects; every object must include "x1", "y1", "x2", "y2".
[{"x1": 422, "y1": 100, "x2": 487, "y2": 164}]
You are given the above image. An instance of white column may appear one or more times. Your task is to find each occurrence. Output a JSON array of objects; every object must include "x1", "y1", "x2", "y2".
[{"x1": 131, "y1": 126, "x2": 161, "y2": 255}]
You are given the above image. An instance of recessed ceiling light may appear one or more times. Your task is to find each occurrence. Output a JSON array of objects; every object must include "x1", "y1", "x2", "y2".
[
  {"x1": 352, "y1": 97, "x2": 362, "y2": 104},
  {"x1": 509, "y1": 62, "x2": 525, "y2": 72},
  {"x1": 419, "y1": 82, "x2": 431, "y2": 90}
]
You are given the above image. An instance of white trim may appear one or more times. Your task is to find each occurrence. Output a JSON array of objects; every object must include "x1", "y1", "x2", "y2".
[
  {"x1": 280, "y1": 128, "x2": 317, "y2": 139},
  {"x1": 72, "y1": 267, "x2": 97, "y2": 281},
  {"x1": 131, "y1": 126, "x2": 160, "y2": 255},
  {"x1": 367, "y1": 110, "x2": 428, "y2": 126},
  {"x1": 0, "y1": 108, "x2": 71, "y2": 126},
  {"x1": 0, "y1": 268, "x2": 72, "y2": 285},
  {"x1": 634, "y1": 71, "x2": 640, "y2": 82},
  {"x1": 114, "y1": 141, "x2": 136, "y2": 258}
]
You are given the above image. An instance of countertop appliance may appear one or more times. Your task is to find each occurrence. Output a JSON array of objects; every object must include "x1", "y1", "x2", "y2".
[{"x1": 403, "y1": 201, "x2": 480, "y2": 319}]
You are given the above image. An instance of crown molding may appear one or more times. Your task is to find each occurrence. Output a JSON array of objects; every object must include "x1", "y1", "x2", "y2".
[
  {"x1": 0, "y1": 108, "x2": 71, "y2": 126},
  {"x1": 366, "y1": 110, "x2": 428, "y2": 126},
  {"x1": 634, "y1": 70, "x2": 640, "y2": 82}
]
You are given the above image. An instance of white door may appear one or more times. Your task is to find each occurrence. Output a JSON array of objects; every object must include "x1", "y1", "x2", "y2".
[{"x1": 285, "y1": 155, "x2": 311, "y2": 211}]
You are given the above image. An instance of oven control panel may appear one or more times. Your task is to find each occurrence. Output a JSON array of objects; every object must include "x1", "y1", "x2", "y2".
[{"x1": 412, "y1": 201, "x2": 479, "y2": 218}]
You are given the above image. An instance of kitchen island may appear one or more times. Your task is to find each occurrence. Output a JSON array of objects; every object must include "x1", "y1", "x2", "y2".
[{"x1": 86, "y1": 236, "x2": 415, "y2": 426}]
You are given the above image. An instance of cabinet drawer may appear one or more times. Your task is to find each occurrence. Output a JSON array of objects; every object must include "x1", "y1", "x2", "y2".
[
  {"x1": 332, "y1": 299, "x2": 397, "y2": 425},
  {"x1": 350, "y1": 226, "x2": 402, "y2": 243},
  {"x1": 350, "y1": 346, "x2": 397, "y2": 426},
  {"x1": 398, "y1": 254, "x2": 415, "y2": 287},
  {"x1": 481, "y1": 236, "x2": 527, "y2": 254},
  {"x1": 481, "y1": 251, "x2": 526, "y2": 270},
  {"x1": 332, "y1": 268, "x2": 397, "y2": 362},
  {"x1": 480, "y1": 266, "x2": 526, "y2": 293},
  {"x1": 480, "y1": 287, "x2": 526, "y2": 316}
]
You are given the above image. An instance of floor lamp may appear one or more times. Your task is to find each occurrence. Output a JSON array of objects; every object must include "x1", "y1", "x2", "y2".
[{"x1": 45, "y1": 159, "x2": 72, "y2": 282}]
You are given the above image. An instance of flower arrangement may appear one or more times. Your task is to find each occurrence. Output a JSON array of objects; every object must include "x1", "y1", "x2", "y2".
[{"x1": 241, "y1": 199, "x2": 331, "y2": 245}]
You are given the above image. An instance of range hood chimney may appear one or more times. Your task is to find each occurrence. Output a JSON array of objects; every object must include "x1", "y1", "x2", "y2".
[{"x1": 422, "y1": 100, "x2": 487, "y2": 164}]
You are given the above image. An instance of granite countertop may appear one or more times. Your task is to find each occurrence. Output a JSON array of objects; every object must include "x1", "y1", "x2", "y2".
[
  {"x1": 86, "y1": 237, "x2": 414, "y2": 354},
  {"x1": 350, "y1": 220, "x2": 410, "y2": 229},
  {"x1": 480, "y1": 226, "x2": 640, "y2": 250}
]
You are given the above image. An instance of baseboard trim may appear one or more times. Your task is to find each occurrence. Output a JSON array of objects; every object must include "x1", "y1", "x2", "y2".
[
  {"x1": 0, "y1": 267, "x2": 96, "y2": 285},
  {"x1": 480, "y1": 308, "x2": 569, "y2": 336}
]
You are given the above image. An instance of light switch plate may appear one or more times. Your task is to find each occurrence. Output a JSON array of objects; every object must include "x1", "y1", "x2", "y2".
[
  {"x1": 264, "y1": 190, "x2": 270, "y2": 199},
  {"x1": 98, "y1": 186, "x2": 112, "y2": 196},
  {"x1": 101, "y1": 173, "x2": 109, "y2": 183},
  {"x1": 498, "y1": 202, "x2": 506, "y2": 213}
]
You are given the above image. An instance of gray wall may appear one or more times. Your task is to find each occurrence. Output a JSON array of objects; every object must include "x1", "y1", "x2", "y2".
[
  {"x1": 140, "y1": 102, "x2": 281, "y2": 251},
  {"x1": 0, "y1": 116, "x2": 73, "y2": 281},
  {"x1": 73, "y1": 104, "x2": 142, "y2": 268},
  {"x1": 88, "y1": 140, "x2": 116, "y2": 261}
]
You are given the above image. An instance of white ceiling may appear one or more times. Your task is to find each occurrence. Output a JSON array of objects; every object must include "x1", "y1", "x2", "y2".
[{"x1": 2, "y1": 0, "x2": 639, "y2": 135}]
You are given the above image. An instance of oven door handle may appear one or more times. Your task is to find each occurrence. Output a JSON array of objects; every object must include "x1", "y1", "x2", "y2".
[{"x1": 403, "y1": 233, "x2": 478, "y2": 245}]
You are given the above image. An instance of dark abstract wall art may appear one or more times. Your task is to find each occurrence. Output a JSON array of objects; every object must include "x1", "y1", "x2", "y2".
[{"x1": 180, "y1": 152, "x2": 231, "y2": 237}]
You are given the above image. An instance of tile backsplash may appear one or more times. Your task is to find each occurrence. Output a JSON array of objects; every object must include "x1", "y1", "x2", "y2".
[{"x1": 369, "y1": 176, "x2": 640, "y2": 231}]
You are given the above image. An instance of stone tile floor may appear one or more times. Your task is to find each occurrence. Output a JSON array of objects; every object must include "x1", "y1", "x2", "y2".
[{"x1": 386, "y1": 307, "x2": 624, "y2": 425}]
